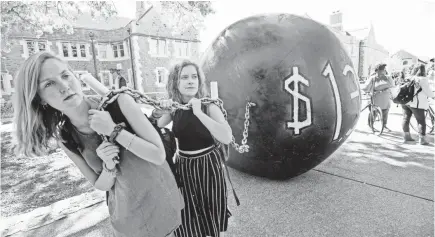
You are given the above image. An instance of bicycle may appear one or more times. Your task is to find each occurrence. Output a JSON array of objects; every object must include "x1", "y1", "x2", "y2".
[
  {"x1": 361, "y1": 90, "x2": 385, "y2": 135},
  {"x1": 410, "y1": 102, "x2": 435, "y2": 135}
]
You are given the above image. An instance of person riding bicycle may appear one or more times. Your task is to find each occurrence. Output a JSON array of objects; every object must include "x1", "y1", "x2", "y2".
[
  {"x1": 401, "y1": 64, "x2": 435, "y2": 145},
  {"x1": 362, "y1": 63, "x2": 395, "y2": 132}
]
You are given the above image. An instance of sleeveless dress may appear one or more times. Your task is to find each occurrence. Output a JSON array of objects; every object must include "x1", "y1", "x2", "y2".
[
  {"x1": 62, "y1": 97, "x2": 184, "y2": 237},
  {"x1": 172, "y1": 104, "x2": 231, "y2": 237}
]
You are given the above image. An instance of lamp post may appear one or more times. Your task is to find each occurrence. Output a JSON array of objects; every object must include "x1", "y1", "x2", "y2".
[
  {"x1": 89, "y1": 32, "x2": 99, "y2": 79},
  {"x1": 127, "y1": 28, "x2": 137, "y2": 90}
]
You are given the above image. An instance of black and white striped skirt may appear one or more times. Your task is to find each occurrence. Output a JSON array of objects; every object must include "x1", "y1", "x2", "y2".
[{"x1": 173, "y1": 144, "x2": 232, "y2": 237}]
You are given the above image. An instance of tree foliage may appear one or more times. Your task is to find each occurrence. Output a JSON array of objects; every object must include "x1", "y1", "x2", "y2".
[
  {"x1": 157, "y1": 1, "x2": 215, "y2": 34},
  {"x1": 1, "y1": 1, "x2": 215, "y2": 53}
]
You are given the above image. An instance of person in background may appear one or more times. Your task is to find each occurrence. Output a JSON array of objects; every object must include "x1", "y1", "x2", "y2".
[
  {"x1": 402, "y1": 64, "x2": 435, "y2": 145},
  {"x1": 362, "y1": 63, "x2": 395, "y2": 132}
]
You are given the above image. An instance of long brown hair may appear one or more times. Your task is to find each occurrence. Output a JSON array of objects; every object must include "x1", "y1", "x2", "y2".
[
  {"x1": 13, "y1": 52, "x2": 74, "y2": 157},
  {"x1": 166, "y1": 60, "x2": 209, "y2": 103}
]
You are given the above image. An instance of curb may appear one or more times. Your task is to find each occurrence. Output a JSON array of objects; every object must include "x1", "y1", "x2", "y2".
[{"x1": 1, "y1": 190, "x2": 106, "y2": 237}]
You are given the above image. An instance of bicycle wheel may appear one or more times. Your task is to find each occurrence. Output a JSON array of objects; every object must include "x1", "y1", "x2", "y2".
[
  {"x1": 410, "y1": 107, "x2": 435, "y2": 134},
  {"x1": 368, "y1": 106, "x2": 384, "y2": 135}
]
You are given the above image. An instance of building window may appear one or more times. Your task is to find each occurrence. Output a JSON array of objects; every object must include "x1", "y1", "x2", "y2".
[
  {"x1": 25, "y1": 40, "x2": 47, "y2": 55},
  {"x1": 174, "y1": 40, "x2": 189, "y2": 57},
  {"x1": 154, "y1": 67, "x2": 168, "y2": 86},
  {"x1": 403, "y1": 61, "x2": 408, "y2": 65},
  {"x1": 149, "y1": 38, "x2": 167, "y2": 56},
  {"x1": 97, "y1": 44, "x2": 107, "y2": 59},
  {"x1": 62, "y1": 42, "x2": 69, "y2": 57},
  {"x1": 27, "y1": 41, "x2": 36, "y2": 55},
  {"x1": 80, "y1": 45, "x2": 86, "y2": 57},
  {"x1": 59, "y1": 42, "x2": 89, "y2": 59},
  {"x1": 112, "y1": 43, "x2": 125, "y2": 58},
  {"x1": 71, "y1": 44, "x2": 78, "y2": 57}
]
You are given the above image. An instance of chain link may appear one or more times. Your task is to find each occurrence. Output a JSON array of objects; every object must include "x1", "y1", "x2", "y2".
[{"x1": 97, "y1": 87, "x2": 255, "y2": 153}]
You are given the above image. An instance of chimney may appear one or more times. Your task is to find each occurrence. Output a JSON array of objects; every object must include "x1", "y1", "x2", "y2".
[
  {"x1": 136, "y1": 1, "x2": 154, "y2": 20},
  {"x1": 330, "y1": 11, "x2": 343, "y2": 32}
]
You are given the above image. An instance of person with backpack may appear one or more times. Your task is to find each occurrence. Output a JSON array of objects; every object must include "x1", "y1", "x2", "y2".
[
  {"x1": 362, "y1": 63, "x2": 395, "y2": 132},
  {"x1": 151, "y1": 60, "x2": 236, "y2": 237},
  {"x1": 401, "y1": 64, "x2": 435, "y2": 145},
  {"x1": 13, "y1": 52, "x2": 184, "y2": 237}
]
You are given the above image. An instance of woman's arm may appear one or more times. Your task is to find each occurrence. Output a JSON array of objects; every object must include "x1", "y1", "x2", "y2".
[
  {"x1": 114, "y1": 93, "x2": 166, "y2": 165},
  {"x1": 156, "y1": 113, "x2": 172, "y2": 128},
  {"x1": 362, "y1": 77, "x2": 373, "y2": 93},
  {"x1": 58, "y1": 143, "x2": 115, "y2": 191},
  {"x1": 194, "y1": 104, "x2": 232, "y2": 144}
]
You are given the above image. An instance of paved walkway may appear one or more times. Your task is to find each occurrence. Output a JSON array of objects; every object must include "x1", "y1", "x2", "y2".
[{"x1": 1, "y1": 104, "x2": 433, "y2": 237}]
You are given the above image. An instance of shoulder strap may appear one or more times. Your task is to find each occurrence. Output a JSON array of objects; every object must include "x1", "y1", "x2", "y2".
[
  {"x1": 217, "y1": 145, "x2": 240, "y2": 206},
  {"x1": 205, "y1": 103, "x2": 240, "y2": 206}
]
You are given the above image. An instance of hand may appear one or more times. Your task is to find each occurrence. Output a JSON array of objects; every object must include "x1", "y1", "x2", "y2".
[
  {"x1": 188, "y1": 98, "x2": 202, "y2": 115},
  {"x1": 89, "y1": 109, "x2": 116, "y2": 136},
  {"x1": 96, "y1": 141, "x2": 120, "y2": 168},
  {"x1": 154, "y1": 99, "x2": 173, "y2": 117}
]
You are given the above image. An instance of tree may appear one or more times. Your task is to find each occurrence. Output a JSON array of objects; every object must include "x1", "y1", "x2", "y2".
[
  {"x1": 1, "y1": 1, "x2": 117, "y2": 53},
  {"x1": 157, "y1": 1, "x2": 215, "y2": 33},
  {"x1": 1, "y1": 1, "x2": 215, "y2": 53}
]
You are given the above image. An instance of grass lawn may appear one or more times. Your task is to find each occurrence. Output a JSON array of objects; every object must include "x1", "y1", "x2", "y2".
[{"x1": 1, "y1": 128, "x2": 95, "y2": 218}]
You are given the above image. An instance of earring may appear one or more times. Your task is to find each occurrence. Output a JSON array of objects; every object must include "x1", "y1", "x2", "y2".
[{"x1": 42, "y1": 104, "x2": 48, "y2": 110}]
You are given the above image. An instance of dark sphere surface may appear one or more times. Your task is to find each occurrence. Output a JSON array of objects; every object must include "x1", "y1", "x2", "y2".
[{"x1": 200, "y1": 14, "x2": 361, "y2": 179}]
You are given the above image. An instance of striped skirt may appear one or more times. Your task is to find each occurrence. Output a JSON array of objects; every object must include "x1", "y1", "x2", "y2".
[{"x1": 173, "y1": 144, "x2": 232, "y2": 237}]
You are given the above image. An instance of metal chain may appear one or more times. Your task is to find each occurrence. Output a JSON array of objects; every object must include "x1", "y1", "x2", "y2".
[
  {"x1": 97, "y1": 87, "x2": 255, "y2": 153},
  {"x1": 230, "y1": 102, "x2": 256, "y2": 153}
]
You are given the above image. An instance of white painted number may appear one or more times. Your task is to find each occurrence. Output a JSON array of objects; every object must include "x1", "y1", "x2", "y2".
[{"x1": 322, "y1": 63, "x2": 342, "y2": 141}]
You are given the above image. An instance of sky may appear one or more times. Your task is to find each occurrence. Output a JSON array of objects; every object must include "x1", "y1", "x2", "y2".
[{"x1": 114, "y1": 0, "x2": 435, "y2": 59}]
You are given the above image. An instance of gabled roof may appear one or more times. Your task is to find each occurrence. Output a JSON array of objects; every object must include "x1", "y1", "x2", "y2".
[
  {"x1": 72, "y1": 13, "x2": 133, "y2": 30},
  {"x1": 346, "y1": 28, "x2": 370, "y2": 40},
  {"x1": 391, "y1": 49, "x2": 417, "y2": 59}
]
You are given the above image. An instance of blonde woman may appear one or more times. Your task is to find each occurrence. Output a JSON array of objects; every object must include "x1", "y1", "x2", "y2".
[
  {"x1": 151, "y1": 60, "x2": 234, "y2": 237},
  {"x1": 13, "y1": 52, "x2": 183, "y2": 237}
]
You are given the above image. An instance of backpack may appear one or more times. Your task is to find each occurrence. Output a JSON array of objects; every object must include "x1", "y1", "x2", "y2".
[
  {"x1": 150, "y1": 120, "x2": 179, "y2": 186},
  {"x1": 391, "y1": 79, "x2": 422, "y2": 104}
]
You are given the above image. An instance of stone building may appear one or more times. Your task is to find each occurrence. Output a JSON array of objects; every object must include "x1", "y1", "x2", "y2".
[
  {"x1": 389, "y1": 49, "x2": 428, "y2": 73},
  {"x1": 1, "y1": 2, "x2": 201, "y2": 99},
  {"x1": 327, "y1": 11, "x2": 390, "y2": 80}
]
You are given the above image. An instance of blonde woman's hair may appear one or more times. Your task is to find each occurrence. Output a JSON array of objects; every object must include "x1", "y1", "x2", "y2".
[
  {"x1": 13, "y1": 51, "x2": 72, "y2": 157},
  {"x1": 166, "y1": 60, "x2": 209, "y2": 103}
]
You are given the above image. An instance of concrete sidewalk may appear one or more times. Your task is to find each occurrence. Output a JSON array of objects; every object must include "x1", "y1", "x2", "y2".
[{"x1": 2, "y1": 105, "x2": 434, "y2": 237}]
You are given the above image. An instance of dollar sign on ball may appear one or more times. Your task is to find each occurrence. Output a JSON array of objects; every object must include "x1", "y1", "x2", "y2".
[{"x1": 284, "y1": 67, "x2": 312, "y2": 135}]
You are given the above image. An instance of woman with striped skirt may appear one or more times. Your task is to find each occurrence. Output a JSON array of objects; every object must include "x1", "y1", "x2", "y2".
[{"x1": 151, "y1": 60, "x2": 235, "y2": 237}]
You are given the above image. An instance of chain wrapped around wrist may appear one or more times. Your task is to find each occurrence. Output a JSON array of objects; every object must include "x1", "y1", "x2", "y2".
[{"x1": 109, "y1": 122, "x2": 126, "y2": 143}]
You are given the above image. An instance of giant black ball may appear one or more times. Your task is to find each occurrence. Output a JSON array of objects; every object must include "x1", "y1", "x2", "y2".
[{"x1": 200, "y1": 14, "x2": 361, "y2": 180}]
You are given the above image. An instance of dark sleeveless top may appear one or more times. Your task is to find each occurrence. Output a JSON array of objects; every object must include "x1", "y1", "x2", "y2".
[{"x1": 172, "y1": 104, "x2": 215, "y2": 151}]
